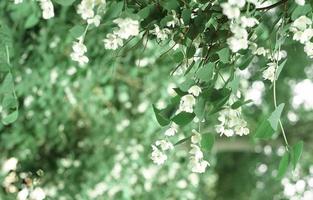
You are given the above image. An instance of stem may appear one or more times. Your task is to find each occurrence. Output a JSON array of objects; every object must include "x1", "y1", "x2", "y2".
[{"x1": 273, "y1": 18, "x2": 289, "y2": 150}]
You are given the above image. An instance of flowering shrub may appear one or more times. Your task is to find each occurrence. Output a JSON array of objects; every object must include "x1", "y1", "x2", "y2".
[{"x1": 1, "y1": 0, "x2": 313, "y2": 199}]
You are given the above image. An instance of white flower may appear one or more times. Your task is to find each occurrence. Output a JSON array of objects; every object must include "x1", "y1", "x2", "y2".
[
  {"x1": 240, "y1": 16, "x2": 259, "y2": 28},
  {"x1": 14, "y1": 0, "x2": 23, "y2": 4},
  {"x1": 292, "y1": 16, "x2": 312, "y2": 31},
  {"x1": 295, "y1": 0, "x2": 305, "y2": 6},
  {"x1": 179, "y1": 94, "x2": 196, "y2": 113},
  {"x1": 155, "y1": 140, "x2": 174, "y2": 151},
  {"x1": 151, "y1": 145, "x2": 167, "y2": 165},
  {"x1": 263, "y1": 62, "x2": 277, "y2": 82},
  {"x1": 215, "y1": 108, "x2": 249, "y2": 137},
  {"x1": 17, "y1": 188, "x2": 29, "y2": 200},
  {"x1": 228, "y1": 0, "x2": 246, "y2": 8},
  {"x1": 189, "y1": 144, "x2": 203, "y2": 159},
  {"x1": 293, "y1": 28, "x2": 313, "y2": 44},
  {"x1": 70, "y1": 41, "x2": 89, "y2": 65},
  {"x1": 113, "y1": 18, "x2": 139, "y2": 39},
  {"x1": 254, "y1": 47, "x2": 269, "y2": 56},
  {"x1": 230, "y1": 24, "x2": 248, "y2": 39},
  {"x1": 273, "y1": 50, "x2": 287, "y2": 61},
  {"x1": 72, "y1": 42, "x2": 87, "y2": 56},
  {"x1": 2, "y1": 157, "x2": 18, "y2": 173},
  {"x1": 87, "y1": 15, "x2": 101, "y2": 27},
  {"x1": 221, "y1": 3, "x2": 241, "y2": 19},
  {"x1": 38, "y1": 0, "x2": 54, "y2": 19},
  {"x1": 103, "y1": 33, "x2": 123, "y2": 50},
  {"x1": 188, "y1": 85, "x2": 202, "y2": 97},
  {"x1": 227, "y1": 37, "x2": 248, "y2": 52},
  {"x1": 190, "y1": 157, "x2": 210, "y2": 173},
  {"x1": 151, "y1": 25, "x2": 171, "y2": 41},
  {"x1": 304, "y1": 42, "x2": 313, "y2": 58},
  {"x1": 29, "y1": 188, "x2": 46, "y2": 200},
  {"x1": 164, "y1": 124, "x2": 178, "y2": 136},
  {"x1": 191, "y1": 129, "x2": 201, "y2": 144},
  {"x1": 77, "y1": 0, "x2": 106, "y2": 20}
]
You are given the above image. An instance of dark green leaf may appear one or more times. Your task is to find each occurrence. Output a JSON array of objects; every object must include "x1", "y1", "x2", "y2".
[
  {"x1": 53, "y1": 0, "x2": 76, "y2": 6},
  {"x1": 201, "y1": 133, "x2": 215, "y2": 152},
  {"x1": 277, "y1": 152, "x2": 289, "y2": 179},
  {"x1": 2, "y1": 94, "x2": 17, "y2": 109},
  {"x1": 171, "y1": 112, "x2": 195, "y2": 126},
  {"x1": 2, "y1": 110, "x2": 18, "y2": 125},
  {"x1": 291, "y1": 141, "x2": 303, "y2": 170},
  {"x1": 268, "y1": 103, "x2": 285, "y2": 131},
  {"x1": 217, "y1": 48, "x2": 230, "y2": 64},
  {"x1": 1, "y1": 73, "x2": 14, "y2": 94},
  {"x1": 196, "y1": 63, "x2": 214, "y2": 81},
  {"x1": 152, "y1": 105, "x2": 170, "y2": 126},
  {"x1": 182, "y1": 9, "x2": 192, "y2": 25},
  {"x1": 69, "y1": 25, "x2": 85, "y2": 38}
]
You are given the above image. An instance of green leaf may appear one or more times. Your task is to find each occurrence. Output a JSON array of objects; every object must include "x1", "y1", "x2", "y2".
[
  {"x1": 69, "y1": 25, "x2": 85, "y2": 38},
  {"x1": 291, "y1": 141, "x2": 303, "y2": 170},
  {"x1": 171, "y1": 112, "x2": 195, "y2": 126},
  {"x1": 2, "y1": 110, "x2": 18, "y2": 125},
  {"x1": 182, "y1": 9, "x2": 192, "y2": 25},
  {"x1": 25, "y1": 14, "x2": 40, "y2": 29},
  {"x1": 2, "y1": 94, "x2": 17, "y2": 109},
  {"x1": 254, "y1": 118, "x2": 275, "y2": 139},
  {"x1": 196, "y1": 63, "x2": 214, "y2": 81},
  {"x1": 201, "y1": 133, "x2": 215, "y2": 152},
  {"x1": 194, "y1": 97, "x2": 205, "y2": 121},
  {"x1": 1, "y1": 73, "x2": 14, "y2": 94},
  {"x1": 53, "y1": 0, "x2": 76, "y2": 6},
  {"x1": 160, "y1": 0, "x2": 179, "y2": 11},
  {"x1": 173, "y1": 51, "x2": 184, "y2": 63},
  {"x1": 152, "y1": 105, "x2": 170, "y2": 126},
  {"x1": 137, "y1": 5, "x2": 154, "y2": 19},
  {"x1": 217, "y1": 48, "x2": 230, "y2": 64},
  {"x1": 268, "y1": 103, "x2": 285, "y2": 131},
  {"x1": 231, "y1": 99, "x2": 252, "y2": 109},
  {"x1": 173, "y1": 88, "x2": 188, "y2": 96},
  {"x1": 277, "y1": 152, "x2": 289, "y2": 179},
  {"x1": 0, "y1": 63, "x2": 10, "y2": 72},
  {"x1": 291, "y1": 5, "x2": 312, "y2": 20},
  {"x1": 236, "y1": 55, "x2": 254, "y2": 70},
  {"x1": 186, "y1": 44, "x2": 196, "y2": 59},
  {"x1": 255, "y1": 104, "x2": 284, "y2": 139}
]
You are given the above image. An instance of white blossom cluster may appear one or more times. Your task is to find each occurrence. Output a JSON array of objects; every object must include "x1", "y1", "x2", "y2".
[
  {"x1": 221, "y1": 0, "x2": 259, "y2": 52},
  {"x1": 37, "y1": 0, "x2": 54, "y2": 19},
  {"x1": 70, "y1": 38, "x2": 89, "y2": 66},
  {"x1": 263, "y1": 49, "x2": 287, "y2": 82},
  {"x1": 151, "y1": 123, "x2": 178, "y2": 165},
  {"x1": 103, "y1": 18, "x2": 139, "y2": 50},
  {"x1": 1, "y1": 157, "x2": 47, "y2": 200},
  {"x1": 179, "y1": 85, "x2": 202, "y2": 113},
  {"x1": 215, "y1": 107, "x2": 249, "y2": 137},
  {"x1": 151, "y1": 25, "x2": 171, "y2": 41},
  {"x1": 290, "y1": 16, "x2": 313, "y2": 58},
  {"x1": 189, "y1": 130, "x2": 210, "y2": 173},
  {"x1": 77, "y1": 0, "x2": 106, "y2": 26},
  {"x1": 17, "y1": 187, "x2": 46, "y2": 200}
]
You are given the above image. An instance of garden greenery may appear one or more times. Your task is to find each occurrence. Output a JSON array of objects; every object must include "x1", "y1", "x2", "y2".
[{"x1": 0, "y1": 0, "x2": 313, "y2": 199}]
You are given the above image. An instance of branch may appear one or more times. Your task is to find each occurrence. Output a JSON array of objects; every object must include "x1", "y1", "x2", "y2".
[{"x1": 256, "y1": 0, "x2": 288, "y2": 11}]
